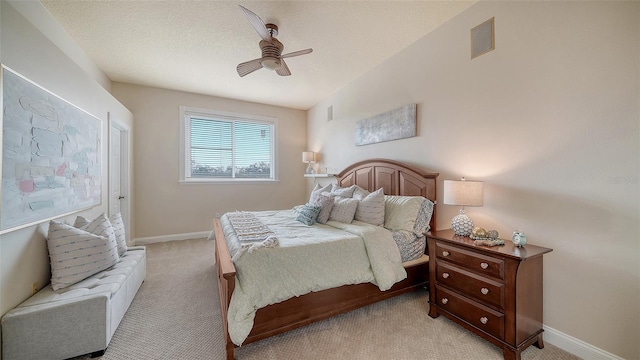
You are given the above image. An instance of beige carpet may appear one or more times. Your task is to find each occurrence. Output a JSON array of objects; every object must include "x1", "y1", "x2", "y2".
[{"x1": 77, "y1": 239, "x2": 580, "y2": 360}]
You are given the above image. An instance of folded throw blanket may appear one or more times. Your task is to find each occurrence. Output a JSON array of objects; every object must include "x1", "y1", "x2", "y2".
[{"x1": 226, "y1": 212, "x2": 279, "y2": 260}]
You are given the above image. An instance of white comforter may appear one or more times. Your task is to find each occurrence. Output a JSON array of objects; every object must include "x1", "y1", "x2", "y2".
[{"x1": 219, "y1": 209, "x2": 407, "y2": 346}]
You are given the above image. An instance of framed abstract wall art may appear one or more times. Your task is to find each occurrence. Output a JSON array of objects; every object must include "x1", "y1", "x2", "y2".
[
  {"x1": 355, "y1": 104, "x2": 417, "y2": 146},
  {"x1": 1, "y1": 66, "x2": 101, "y2": 233}
]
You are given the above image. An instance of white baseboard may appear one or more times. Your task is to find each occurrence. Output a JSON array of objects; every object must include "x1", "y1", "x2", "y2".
[
  {"x1": 544, "y1": 325, "x2": 623, "y2": 360},
  {"x1": 133, "y1": 231, "x2": 212, "y2": 245}
]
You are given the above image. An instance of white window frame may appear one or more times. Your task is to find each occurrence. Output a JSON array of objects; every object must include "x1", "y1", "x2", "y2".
[{"x1": 179, "y1": 106, "x2": 278, "y2": 184}]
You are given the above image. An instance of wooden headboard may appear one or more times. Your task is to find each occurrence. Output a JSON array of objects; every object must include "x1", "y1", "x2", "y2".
[{"x1": 336, "y1": 158, "x2": 439, "y2": 231}]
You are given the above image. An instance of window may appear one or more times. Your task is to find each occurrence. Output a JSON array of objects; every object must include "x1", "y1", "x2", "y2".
[{"x1": 180, "y1": 106, "x2": 277, "y2": 182}]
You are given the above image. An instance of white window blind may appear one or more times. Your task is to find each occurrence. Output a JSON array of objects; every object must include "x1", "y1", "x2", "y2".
[{"x1": 180, "y1": 107, "x2": 276, "y2": 182}]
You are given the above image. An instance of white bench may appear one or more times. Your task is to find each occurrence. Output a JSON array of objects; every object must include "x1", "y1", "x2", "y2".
[{"x1": 1, "y1": 246, "x2": 146, "y2": 360}]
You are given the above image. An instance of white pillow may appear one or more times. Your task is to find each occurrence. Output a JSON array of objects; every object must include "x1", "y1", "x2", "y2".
[
  {"x1": 352, "y1": 185, "x2": 370, "y2": 199},
  {"x1": 354, "y1": 188, "x2": 385, "y2": 226},
  {"x1": 312, "y1": 193, "x2": 334, "y2": 224},
  {"x1": 383, "y1": 196, "x2": 425, "y2": 232},
  {"x1": 309, "y1": 183, "x2": 332, "y2": 204},
  {"x1": 330, "y1": 184, "x2": 357, "y2": 198},
  {"x1": 47, "y1": 220, "x2": 120, "y2": 291},
  {"x1": 74, "y1": 213, "x2": 120, "y2": 255},
  {"x1": 109, "y1": 213, "x2": 128, "y2": 256},
  {"x1": 329, "y1": 196, "x2": 359, "y2": 223}
]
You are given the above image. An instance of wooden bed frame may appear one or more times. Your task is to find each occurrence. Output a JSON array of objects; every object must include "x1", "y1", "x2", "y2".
[{"x1": 213, "y1": 159, "x2": 438, "y2": 359}]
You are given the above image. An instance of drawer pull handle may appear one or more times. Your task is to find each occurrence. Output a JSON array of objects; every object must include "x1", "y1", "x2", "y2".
[
  {"x1": 442, "y1": 272, "x2": 450, "y2": 279},
  {"x1": 480, "y1": 316, "x2": 488, "y2": 324},
  {"x1": 480, "y1": 262, "x2": 489, "y2": 270},
  {"x1": 442, "y1": 251, "x2": 450, "y2": 257},
  {"x1": 481, "y1": 288, "x2": 489, "y2": 295},
  {"x1": 441, "y1": 298, "x2": 449, "y2": 305}
]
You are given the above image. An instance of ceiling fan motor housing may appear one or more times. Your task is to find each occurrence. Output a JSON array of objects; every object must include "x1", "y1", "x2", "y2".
[{"x1": 259, "y1": 39, "x2": 283, "y2": 70}]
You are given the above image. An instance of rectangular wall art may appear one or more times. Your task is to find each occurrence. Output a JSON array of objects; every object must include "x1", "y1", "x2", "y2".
[
  {"x1": 1, "y1": 66, "x2": 101, "y2": 233},
  {"x1": 355, "y1": 104, "x2": 417, "y2": 146}
]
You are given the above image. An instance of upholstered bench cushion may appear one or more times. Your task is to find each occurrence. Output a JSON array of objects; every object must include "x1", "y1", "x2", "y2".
[{"x1": 19, "y1": 249, "x2": 145, "y2": 307}]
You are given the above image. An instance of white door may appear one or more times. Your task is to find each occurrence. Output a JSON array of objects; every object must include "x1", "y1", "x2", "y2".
[
  {"x1": 109, "y1": 127, "x2": 122, "y2": 215},
  {"x1": 109, "y1": 114, "x2": 131, "y2": 241}
]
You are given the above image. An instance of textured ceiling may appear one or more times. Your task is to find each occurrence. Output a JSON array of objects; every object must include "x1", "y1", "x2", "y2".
[{"x1": 41, "y1": 1, "x2": 476, "y2": 110}]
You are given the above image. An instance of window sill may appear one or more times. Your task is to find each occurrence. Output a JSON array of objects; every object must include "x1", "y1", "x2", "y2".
[{"x1": 179, "y1": 178, "x2": 280, "y2": 185}]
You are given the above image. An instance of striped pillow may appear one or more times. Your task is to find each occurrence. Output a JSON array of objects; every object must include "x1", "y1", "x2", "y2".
[
  {"x1": 47, "y1": 220, "x2": 120, "y2": 290},
  {"x1": 354, "y1": 188, "x2": 385, "y2": 226},
  {"x1": 74, "y1": 213, "x2": 123, "y2": 255},
  {"x1": 109, "y1": 213, "x2": 128, "y2": 256}
]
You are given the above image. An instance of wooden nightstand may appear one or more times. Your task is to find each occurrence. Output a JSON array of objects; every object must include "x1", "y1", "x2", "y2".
[{"x1": 427, "y1": 229, "x2": 552, "y2": 360}]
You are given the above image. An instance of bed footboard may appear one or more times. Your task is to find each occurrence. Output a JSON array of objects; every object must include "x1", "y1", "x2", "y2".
[{"x1": 213, "y1": 218, "x2": 236, "y2": 360}]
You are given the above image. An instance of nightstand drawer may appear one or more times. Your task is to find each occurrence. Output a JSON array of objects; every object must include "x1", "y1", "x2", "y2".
[
  {"x1": 435, "y1": 242, "x2": 504, "y2": 280},
  {"x1": 435, "y1": 286, "x2": 505, "y2": 340},
  {"x1": 436, "y1": 262, "x2": 504, "y2": 310}
]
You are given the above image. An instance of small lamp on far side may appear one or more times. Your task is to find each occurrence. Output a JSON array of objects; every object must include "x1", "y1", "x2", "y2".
[
  {"x1": 302, "y1": 152, "x2": 316, "y2": 174},
  {"x1": 443, "y1": 177, "x2": 484, "y2": 236}
]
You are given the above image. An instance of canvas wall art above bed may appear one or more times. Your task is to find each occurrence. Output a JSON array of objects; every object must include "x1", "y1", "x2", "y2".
[{"x1": 213, "y1": 159, "x2": 438, "y2": 360}]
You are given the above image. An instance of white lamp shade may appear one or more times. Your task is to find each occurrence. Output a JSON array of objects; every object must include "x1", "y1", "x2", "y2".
[
  {"x1": 302, "y1": 152, "x2": 315, "y2": 163},
  {"x1": 443, "y1": 179, "x2": 484, "y2": 207}
]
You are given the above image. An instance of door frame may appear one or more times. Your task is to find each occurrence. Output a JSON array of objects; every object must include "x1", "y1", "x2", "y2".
[{"x1": 108, "y1": 112, "x2": 132, "y2": 242}]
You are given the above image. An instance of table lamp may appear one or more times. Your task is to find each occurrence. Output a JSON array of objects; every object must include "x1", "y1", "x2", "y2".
[
  {"x1": 443, "y1": 177, "x2": 484, "y2": 236},
  {"x1": 302, "y1": 152, "x2": 316, "y2": 174}
]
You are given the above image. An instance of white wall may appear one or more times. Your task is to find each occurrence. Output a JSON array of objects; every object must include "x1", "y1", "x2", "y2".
[
  {"x1": 111, "y1": 83, "x2": 308, "y2": 239},
  {"x1": 0, "y1": 0, "x2": 133, "y2": 331},
  {"x1": 307, "y1": 1, "x2": 639, "y2": 359}
]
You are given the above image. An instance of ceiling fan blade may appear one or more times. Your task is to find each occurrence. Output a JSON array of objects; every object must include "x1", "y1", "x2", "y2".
[
  {"x1": 238, "y1": 5, "x2": 270, "y2": 41},
  {"x1": 276, "y1": 59, "x2": 291, "y2": 76},
  {"x1": 237, "y1": 58, "x2": 263, "y2": 77},
  {"x1": 280, "y1": 48, "x2": 313, "y2": 59}
]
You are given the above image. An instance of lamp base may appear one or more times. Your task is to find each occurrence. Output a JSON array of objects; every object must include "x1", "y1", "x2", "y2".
[
  {"x1": 451, "y1": 211, "x2": 474, "y2": 236},
  {"x1": 305, "y1": 163, "x2": 315, "y2": 174}
]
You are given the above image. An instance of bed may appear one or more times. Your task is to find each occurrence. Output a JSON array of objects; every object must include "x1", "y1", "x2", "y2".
[{"x1": 213, "y1": 158, "x2": 438, "y2": 360}]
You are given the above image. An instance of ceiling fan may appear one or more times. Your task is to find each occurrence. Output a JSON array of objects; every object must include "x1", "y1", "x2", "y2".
[{"x1": 237, "y1": 5, "x2": 313, "y2": 77}]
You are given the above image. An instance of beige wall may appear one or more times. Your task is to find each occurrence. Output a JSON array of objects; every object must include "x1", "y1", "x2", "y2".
[
  {"x1": 308, "y1": 1, "x2": 639, "y2": 359},
  {"x1": 111, "y1": 83, "x2": 308, "y2": 239},
  {"x1": 0, "y1": 0, "x2": 133, "y2": 329}
]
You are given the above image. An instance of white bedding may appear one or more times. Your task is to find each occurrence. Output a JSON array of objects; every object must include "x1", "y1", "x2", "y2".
[{"x1": 219, "y1": 209, "x2": 407, "y2": 346}]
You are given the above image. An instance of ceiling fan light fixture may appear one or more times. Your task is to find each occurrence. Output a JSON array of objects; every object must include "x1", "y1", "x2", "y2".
[{"x1": 261, "y1": 57, "x2": 281, "y2": 70}]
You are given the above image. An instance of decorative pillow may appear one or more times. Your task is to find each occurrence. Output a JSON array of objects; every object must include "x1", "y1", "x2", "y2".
[
  {"x1": 383, "y1": 196, "x2": 425, "y2": 232},
  {"x1": 354, "y1": 188, "x2": 385, "y2": 226},
  {"x1": 329, "y1": 184, "x2": 357, "y2": 198},
  {"x1": 109, "y1": 213, "x2": 128, "y2": 256},
  {"x1": 74, "y1": 213, "x2": 119, "y2": 256},
  {"x1": 309, "y1": 183, "x2": 332, "y2": 204},
  {"x1": 392, "y1": 230, "x2": 426, "y2": 262},
  {"x1": 296, "y1": 204, "x2": 322, "y2": 226},
  {"x1": 352, "y1": 185, "x2": 370, "y2": 200},
  {"x1": 329, "y1": 196, "x2": 359, "y2": 223},
  {"x1": 47, "y1": 220, "x2": 120, "y2": 291},
  {"x1": 312, "y1": 193, "x2": 335, "y2": 224},
  {"x1": 413, "y1": 199, "x2": 435, "y2": 235}
]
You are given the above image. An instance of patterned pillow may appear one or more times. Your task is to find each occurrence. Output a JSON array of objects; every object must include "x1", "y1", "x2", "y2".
[
  {"x1": 383, "y1": 196, "x2": 425, "y2": 232},
  {"x1": 352, "y1": 185, "x2": 370, "y2": 199},
  {"x1": 354, "y1": 188, "x2": 385, "y2": 226},
  {"x1": 330, "y1": 184, "x2": 357, "y2": 198},
  {"x1": 47, "y1": 220, "x2": 120, "y2": 290},
  {"x1": 296, "y1": 204, "x2": 322, "y2": 226},
  {"x1": 74, "y1": 213, "x2": 120, "y2": 256},
  {"x1": 309, "y1": 183, "x2": 332, "y2": 204},
  {"x1": 312, "y1": 193, "x2": 335, "y2": 224},
  {"x1": 109, "y1": 213, "x2": 128, "y2": 255},
  {"x1": 413, "y1": 199, "x2": 434, "y2": 235},
  {"x1": 392, "y1": 230, "x2": 426, "y2": 262},
  {"x1": 329, "y1": 196, "x2": 359, "y2": 223}
]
